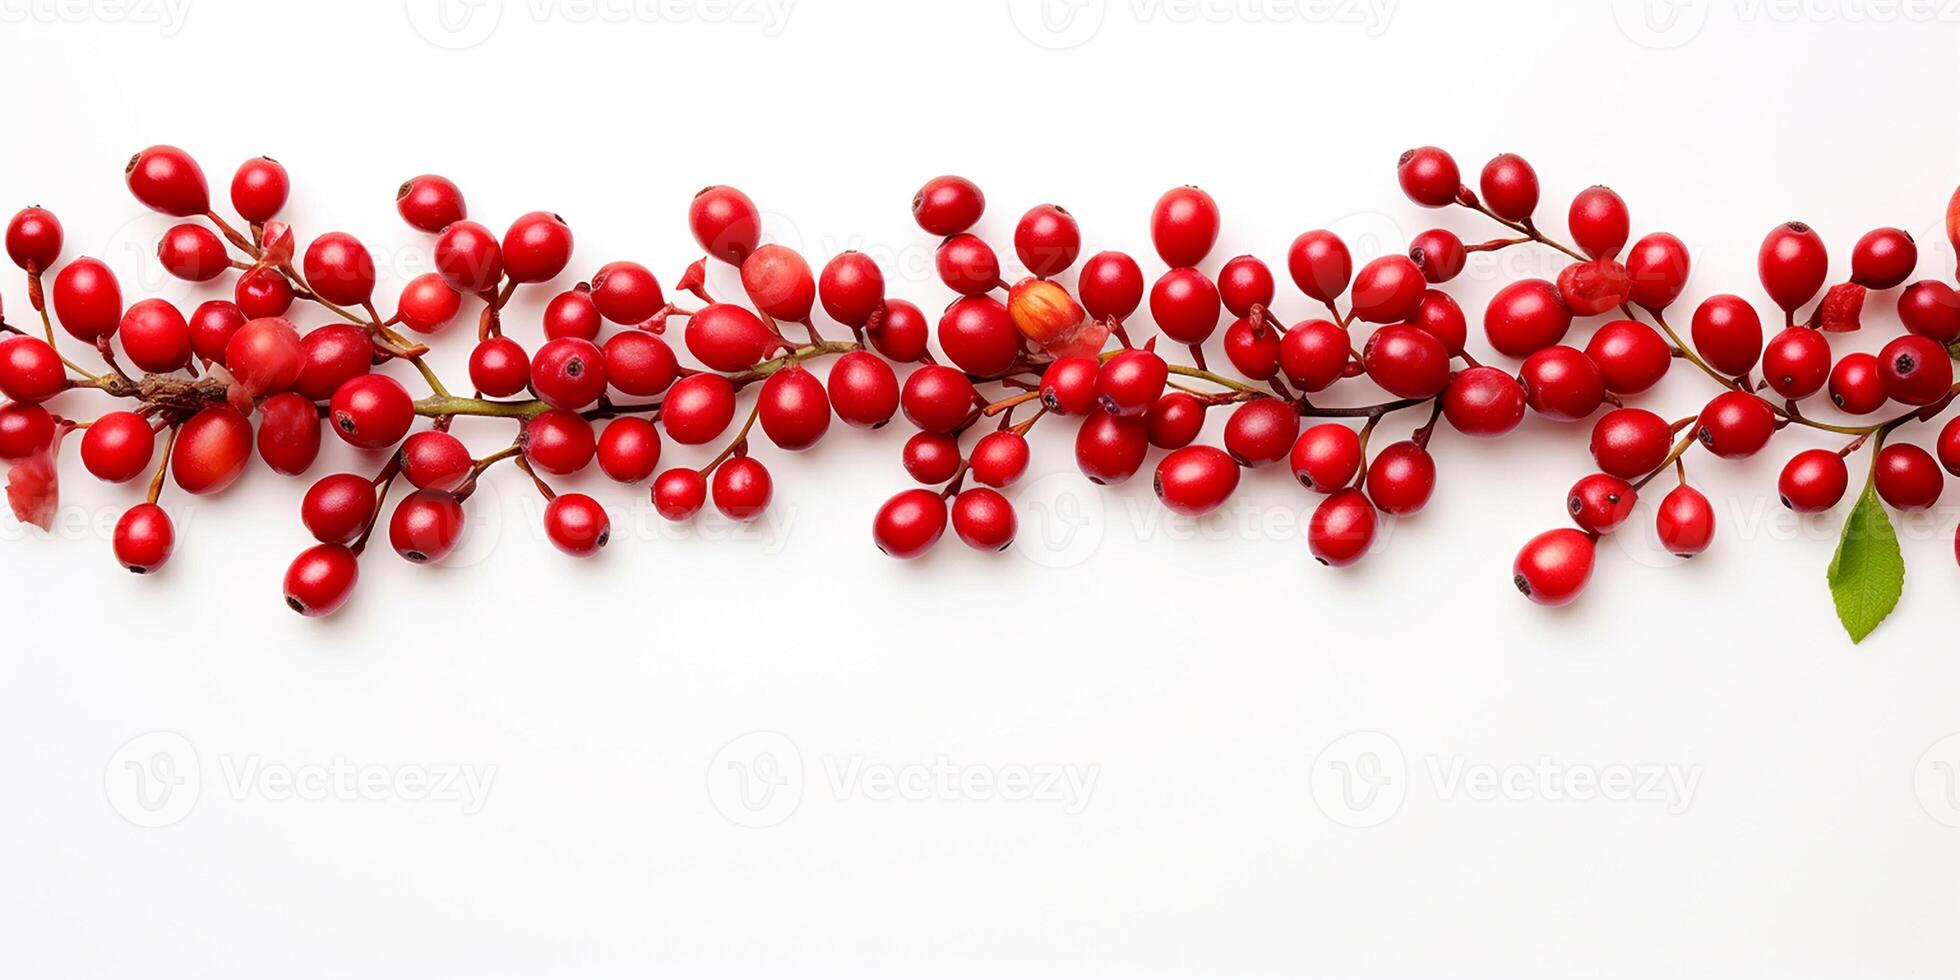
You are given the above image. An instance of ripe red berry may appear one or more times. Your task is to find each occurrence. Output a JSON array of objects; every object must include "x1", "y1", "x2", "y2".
[
  {"x1": 1279, "y1": 319, "x2": 1351, "y2": 392},
  {"x1": 0, "y1": 336, "x2": 66, "y2": 404},
  {"x1": 951, "y1": 488, "x2": 1017, "y2": 550},
  {"x1": 1223, "y1": 317, "x2": 1280, "y2": 380},
  {"x1": 6, "y1": 206, "x2": 63, "y2": 271},
  {"x1": 1349, "y1": 255, "x2": 1425, "y2": 324},
  {"x1": 1146, "y1": 392, "x2": 1206, "y2": 450},
  {"x1": 600, "y1": 331, "x2": 678, "y2": 398},
  {"x1": 284, "y1": 544, "x2": 359, "y2": 617},
  {"x1": 255, "y1": 392, "x2": 322, "y2": 476},
  {"x1": 1850, "y1": 228, "x2": 1916, "y2": 290},
  {"x1": 1409, "y1": 228, "x2": 1465, "y2": 283},
  {"x1": 401, "y1": 430, "x2": 474, "y2": 492},
  {"x1": 118, "y1": 299, "x2": 192, "y2": 373},
  {"x1": 1150, "y1": 186, "x2": 1220, "y2": 267},
  {"x1": 1479, "y1": 153, "x2": 1539, "y2": 222},
  {"x1": 819, "y1": 252, "x2": 885, "y2": 329},
  {"x1": 1584, "y1": 319, "x2": 1670, "y2": 394},
  {"x1": 758, "y1": 365, "x2": 830, "y2": 451},
  {"x1": 1223, "y1": 399, "x2": 1299, "y2": 467},
  {"x1": 901, "y1": 365, "x2": 977, "y2": 433},
  {"x1": 1875, "y1": 444, "x2": 1944, "y2": 510},
  {"x1": 1589, "y1": 408, "x2": 1672, "y2": 479},
  {"x1": 502, "y1": 211, "x2": 573, "y2": 284},
  {"x1": 51, "y1": 257, "x2": 123, "y2": 341},
  {"x1": 1014, "y1": 204, "x2": 1080, "y2": 278},
  {"x1": 225, "y1": 317, "x2": 304, "y2": 397},
  {"x1": 935, "y1": 234, "x2": 999, "y2": 296},
  {"x1": 1078, "y1": 250, "x2": 1145, "y2": 323},
  {"x1": 397, "y1": 273, "x2": 462, "y2": 333},
  {"x1": 1308, "y1": 489, "x2": 1376, "y2": 567},
  {"x1": 1758, "y1": 221, "x2": 1829, "y2": 313},
  {"x1": 329, "y1": 374, "x2": 414, "y2": 450},
  {"x1": 829, "y1": 351, "x2": 900, "y2": 429},
  {"x1": 1361, "y1": 324, "x2": 1450, "y2": 398},
  {"x1": 1656, "y1": 485, "x2": 1715, "y2": 557},
  {"x1": 1624, "y1": 232, "x2": 1691, "y2": 310},
  {"x1": 685, "y1": 302, "x2": 777, "y2": 371},
  {"x1": 302, "y1": 473, "x2": 377, "y2": 544},
  {"x1": 157, "y1": 223, "x2": 227, "y2": 282},
  {"x1": 1397, "y1": 146, "x2": 1460, "y2": 208},
  {"x1": 434, "y1": 220, "x2": 503, "y2": 292},
  {"x1": 653, "y1": 468, "x2": 708, "y2": 521},
  {"x1": 690, "y1": 185, "x2": 762, "y2": 263},
  {"x1": 113, "y1": 503, "x2": 174, "y2": 574},
  {"x1": 1075, "y1": 409, "x2": 1149, "y2": 485},
  {"x1": 530, "y1": 337, "x2": 608, "y2": 410},
  {"x1": 223, "y1": 156, "x2": 286, "y2": 223},
  {"x1": 1149, "y1": 267, "x2": 1222, "y2": 344},
  {"x1": 1829, "y1": 352, "x2": 1888, "y2": 415},
  {"x1": 866, "y1": 298, "x2": 929, "y2": 362},
  {"x1": 741, "y1": 245, "x2": 816, "y2": 322},
  {"x1": 1898, "y1": 280, "x2": 1960, "y2": 343},
  {"x1": 80, "y1": 411, "x2": 156, "y2": 483},
  {"x1": 912, "y1": 176, "x2": 984, "y2": 237},
  {"x1": 1689, "y1": 294, "x2": 1763, "y2": 376},
  {"x1": 171, "y1": 406, "x2": 252, "y2": 495},
  {"x1": 1779, "y1": 449, "x2": 1848, "y2": 513},
  {"x1": 1443, "y1": 365, "x2": 1527, "y2": 438},
  {"x1": 1484, "y1": 279, "x2": 1572, "y2": 357},
  {"x1": 1567, "y1": 473, "x2": 1636, "y2": 533},
  {"x1": 126, "y1": 145, "x2": 209, "y2": 217},
  {"x1": 970, "y1": 431, "x2": 1030, "y2": 488},
  {"x1": 468, "y1": 336, "x2": 530, "y2": 397},
  {"x1": 1036, "y1": 356, "x2": 1100, "y2": 416},
  {"x1": 0, "y1": 403, "x2": 55, "y2": 460},
  {"x1": 1695, "y1": 391, "x2": 1776, "y2": 459},
  {"x1": 1519, "y1": 345, "x2": 1604, "y2": 422},
  {"x1": 1761, "y1": 326, "x2": 1833, "y2": 399},
  {"x1": 1290, "y1": 423, "x2": 1361, "y2": 493},
  {"x1": 544, "y1": 493, "x2": 610, "y2": 556},
  {"x1": 903, "y1": 432, "x2": 962, "y2": 484},
  {"x1": 938, "y1": 295, "x2": 1018, "y2": 376},
  {"x1": 1365, "y1": 441, "x2": 1436, "y2": 516},
  {"x1": 1877, "y1": 335, "x2": 1953, "y2": 406},
  {"x1": 1153, "y1": 445, "x2": 1240, "y2": 516},
  {"x1": 302, "y1": 232, "x2": 377, "y2": 307},
  {"x1": 1098, "y1": 349, "x2": 1168, "y2": 417},
  {"x1": 396, "y1": 174, "x2": 466, "y2": 233},
  {"x1": 1568, "y1": 186, "x2": 1630, "y2": 260},
  {"x1": 874, "y1": 488, "x2": 948, "y2": 559},
  {"x1": 662, "y1": 373, "x2": 738, "y2": 445},
  {"x1": 234, "y1": 266, "x2": 294, "y2": 318},
  {"x1": 540, "y1": 286, "x2": 601, "y2": 341},
  {"x1": 523, "y1": 409, "x2": 596, "y2": 475},
  {"x1": 185, "y1": 300, "x2": 246, "y2": 364},
  {"x1": 711, "y1": 457, "x2": 772, "y2": 522},
  {"x1": 1218, "y1": 255, "x2": 1276, "y2": 317},
  {"x1": 389, "y1": 490, "x2": 467, "y2": 564},
  {"x1": 1287, "y1": 230, "x2": 1352, "y2": 303},
  {"x1": 1512, "y1": 528, "x2": 1594, "y2": 606},
  {"x1": 596, "y1": 418, "x2": 662, "y2": 483},
  {"x1": 1555, "y1": 258, "x2": 1632, "y2": 316}
]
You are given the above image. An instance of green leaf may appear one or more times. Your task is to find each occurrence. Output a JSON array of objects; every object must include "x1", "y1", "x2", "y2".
[{"x1": 1826, "y1": 485, "x2": 1905, "y2": 644}]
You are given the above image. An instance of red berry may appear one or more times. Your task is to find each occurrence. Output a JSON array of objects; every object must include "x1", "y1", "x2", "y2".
[
  {"x1": 1568, "y1": 186, "x2": 1630, "y2": 260},
  {"x1": 80, "y1": 411, "x2": 156, "y2": 483},
  {"x1": 468, "y1": 336, "x2": 530, "y2": 397},
  {"x1": 1878, "y1": 334, "x2": 1953, "y2": 406},
  {"x1": 225, "y1": 317, "x2": 304, "y2": 397},
  {"x1": 302, "y1": 473, "x2": 377, "y2": 545},
  {"x1": 1223, "y1": 317, "x2": 1280, "y2": 380},
  {"x1": 397, "y1": 273, "x2": 462, "y2": 333},
  {"x1": 1554, "y1": 258, "x2": 1631, "y2": 316},
  {"x1": 1287, "y1": 230, "x2": 1351, "y2": 303},
  {"x1": 1409, "y1": 228, "x2": 1465, "y2": 283},
  {"x1": 502, "y1": 211, "x2": 573, "y2": 284},
  {"x1": 1758, "y1": 221, "x2": 1829, "y2": 313},
  {"x1": 1443, "y1": 366, "x2": 1526, "y2": 438},
  {"x1": 389, "y1": 490, "x2": 466, "y2": 564},
  {"x1": 1567, "y1": 473, "x2": 1636, "y2": 533},
  {"x1": 1150, "y1": 186, "x2": 1220, "y2": 267},
  {"x1": 690, "y1": 185, "x2": 762, "y2": 263},
  {"x1": 1589, "y1": 408, "x2": 1672, "y2": 479},
  {"x1": 912, "y1": 176, "x2": 984, "y2": 237},
  {"x1": 523, "y1": 409, "x2": 596, "y2": 475},
  {"x1": 1278, "y1": 319, "x2": 1351, "y2": 392},
  {"x1": 1349, "y1": 255, "x2": 1425, "y2": 324},
  {"x1": 1074, "y1": 409, "x2": 1149, "y2": 485},
  {"x1": 597, "y1": 417, "x2": 662, "y2": 483},
  {"x1": 186, "y1": 300, "x2": 247, "y2": 364},
  {"x1": 542, "y1": 286, "x2": 601, "y2": 341},
  {"x1": 1365, "y1": 441, "x2": 1436, "y2": 516},
  {"x1": 937, "y1": 295, "x2": 1018, "y2": 376},
  {"x1": 1875, "y1": 444, "x2": 1944, "y2": 510},
  {"x1": 819, "y1": 252, "x2": 885, "y2": 328},
  {"x1": 171, "y1": 406, "x2": 252, "y2": 495},
  {"x1": 970, "y1": 431, "x2": 1030, "y2": 488},
  {"x1": 52, "y1": 257, "x2": 123, "y2": 341},
  {"x1": 1218, "y1": 255, "x2": 1276, "y2": 317},
  {"x1": 1898, "y1": 280, "x2": 1960, "y2": 343},
  {"x1": 1624, "y1": 232, "x2": 1690, "y2": 310},
  {"x1": 711, "y1": 457, "x2": 772, "y2": 522},
  {"x1": 1097, "y1": 349, "x2": 1167, "y2": 417},
  {"x1": 1512, "y1": 528, "x2": 1594, "y2": 606},
  {"x1": 758, "y1": 364, "x2": 831, "y2": 451},
  {"x1": 224, "y1": 157, "x2": 286, "y2": 224},
  {"x1": 1014, "y1": 204, "x2": 1080, "y2": 278},
  {"x1": 741, "y1": 245, "x2": 816, "y2": 322},
  {"x1": 1149, "y1": 267, "x2": 1221, "y2": 344},
  {"x1": 1146, "y1": 392, "x2": 1206, "y2": 450},
  {"x1": 118, "y1": 299, "x2": 192, "y2": 373},
  {"x1": 1153, "y1": 445, "x2": 1240, "y2": 516},
  {"x1": 396, "y1": 174, "x2": 466, "y2": 233},
  {"x1": 1290, "y1": 423, "x2": 1361, "y2": 493},
  {"x1": 1656, "y1": 485, "x2": 1716, "y2": 557},
  {"x1": 113, "y1": 503, "x2": 174, "y2": 574},
  {"x1": 1039, "y1": 356, "x2": 1102, "y2": 415},
  {"x1": 866, "y1": 298, "x2": 929, "y2": 362},
  {"x1": 1695, "y1": 391, "x2": 1776, "y2": 459},
  {"x1": 1223, "y1": 399, "x2": 1299, "y2": 467},
  {"x1": 0, "y1": 336, "x2": 66, "y2": 404},
  {"x1": 125, "y1": 145, "x2": 209, "y2": 217},
  {"x1": 902, "y1": 432, "x2": 961, "y2": 484},
  {"x1": 6, "y1": 206, "x2": 63, "y2": 271},
  {"x1": 0, "y1": 403, "x2": 55, "y2": 460},
  {"x1": 1484, "y1": 279, "x2": 1572, "y2": 358},
  {"x1": 599, "y1": 332, "x2": 677, "y2": 398},
  {"x1": 157, "y1": 223, "x2": 227, "y2": 282},
  {"x1": 873, "y1": 488, "x2": 948, "y2": 559},
  {"x1": 1689, "y1": 294, "x2": 1764, "y2": 376},
  {"x1": 653, "y1": 468, "x2": 708, "y2": 521},
  {"x1": 284, "y1": 544, "x2": 359, "y2": 616},
  {"x1": 1583, "y1": 319, "x2": 1669, "y2": 395},
  {"x1": 1479, "y1": 153, "x2": 1539, "y2": 222},
  {"x1": 662, "y1": 374, "x2": 738, "y2": 445},
  {"x1": 829, "y1": 351, "x2": 900, "y2": 429},
  {"x1": 544, "y1": 494, "x2": 610, "y2": 556},
  {"x1": 434, "y1": 220, "x2": 503, "y2": 292},
  {"x1": 1361, "y1": 324, "x2": 1449, "y2": 398},
  {"x1": 584, "y1": 261, "x2": 662, "y2": 326},
  {"x1": 1851, "y1": 227, "x2": 1916, "y2": 290},
  {"x1": 234, "y1": 267, "x2": 294, "y2": 318},
  {"x1": 1519, "y1": 345, "x2": 1604, "y2": 422},
  {"x1": 1779, "y1": 449, "x2": 1848, "y2": 513},
  {"x1": 401, "y1": 430, "x2": 473, "y2": 491},
  {"x1": 1078, "y1": 250, "x2": 1145, "y2": 322},
  {"x1": 901, "y1": 365, "x2": 977, "y2": 433},
  {"x1": 1396, "y1": 146, "x2": 1460, "y2": 208},
  {"x1": 530, "y1": 337, "x2": 608, "y2": 409},
  {"x1": 936, "y1": 234, "x2": 1000, "y2": 296},
  {"x1": 302, "y1": 232, "x2": 377, "y2": 307},
  {"x1": 1308, "y1": 489, "x2": 1376, "y2": 567},
  {"x1": 685, "y1": 302, "x2": 777, "y2": 371},
  {"x1": 1829, "y1": 352, "x2": 1888, "y2": 415},
  {"x1": 329, "y1": 374, "x2": 414, "y2": 450},
  {"x1": 1761, "y1": 326, "x2": 1832, "y2": 399},
  {"x1": 255, "y1": 392, "x2": 322, "y2": 476},
  {"x1": 951, "y1": 487, "x2": 1017, "y2": 550}
]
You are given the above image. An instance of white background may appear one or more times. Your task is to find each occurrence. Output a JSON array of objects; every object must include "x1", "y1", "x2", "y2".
[{"x1": 4, "y1": 0, "x2": 1960, "y2": 976}]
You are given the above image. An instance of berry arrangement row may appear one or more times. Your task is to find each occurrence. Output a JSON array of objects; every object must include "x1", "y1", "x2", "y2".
[{"x1": 0, "y1": 145, "x2": 1955, "y2": 638}]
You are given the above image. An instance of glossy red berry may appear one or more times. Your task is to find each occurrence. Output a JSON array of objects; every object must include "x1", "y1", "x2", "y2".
[
  {"x1": 1029, "y1": 358, "x2": 1095, "y2": 419},
  {"x1": 1443, "y1": 366, "x2": 1526, "y2": 438},
  {"x1": 227, "y1": 156, "x2": 288, "y2": 223},
  {"x1": 874, "y1": 488, "x2": 948, "y2": 559},
  {"x1": 970, "y1": 431, "x2": 1030, "y2": 488},
  {"x1": 543, "y1": 286, "x2": 601, "y2": 341},
  {"x1": 302, "y1": 473, "x2": 377, "y2": 545},
  {"x1": 1589, "y1": 408, "x2": 1672, "y2": 479},
  {"x1": 685, "y1": 302, "x2": 777, "y2": 371},
  {"x1": 171, "y1": 406, "x2": 252, "y2": 495},
  {"x1": 1361, "y1": 324, "x2": 1450, "y2": 398},
  {"x1": 302, "y1": 232, "x2": 377, "y2": 307},
  {"x1": 1878, "y1": 334, "x2": 1953, "y2": 406},
  {"x1": 1153, "y1": 445, "x2": 1240, "y2": 516},
  {"x1": 1484, "y1": 279, "x2": 1572, "y2": 357},
  {"x1": 1149, "y1": 267, "x2": 1221, "y2": 344},
  {"x1": 225, "y1": 317, "x2": 304, "y2": 397},
  {"x1": 819, "y1": 252, "x2": 885, "y2": 328},
  {"x1": 1512, "y1": 528, "x2": 1594, "y2": 606},
  {"x1": 157, "y1": 223, "x2": 227, "y2": 282},
  {"x1": 401, "y1": 430, "x2": 474, "y2": 492},
  {"x1": 1624, "y1": 232, "x2": 1691, "y2": 310},
  {"x1": 1287, "y1": 230, "x2": 1351, "y2": 303},
  {"x1": 912, "y1": 176, "x2": 984, "y2": 237},
  {"x1": 1409, "y1": 228, "x2": 1465, "y2": 284},
  {"x1": 117, "y1": 299, "x2": 192, "y2": 373},
  {"x1": 502, "y1": 211, "x2": 573, "y2": 284},
  {"x1": 1656, "y1": 485, "x2": 1716, "y2": 557},
  {"x1": 938, "y1": 295, "x2": 1017, "y2": 376},
  {"x1": 1223, "y1": 317, "x2": 1280, "y2": 380},
  {"x1": 255, "y1": 392, "x2": 321, "y2": 476},
  {"x1": 1555, "y1": 258, "x2": 1631, "y2": 316},
  {"x1": 934, "y1": 234, "x2": 999, "y2": 297},
  {"x1": 113, "y1": 503, "x2": 174, "y2": 574},
  {"x1": 1290, "y1": 423, "x2": 1361, "y2": 493},
  {"x1": 396, "y1": 174, "x2": 466, "y2": 233},
  {"x1": 389, "y1": 490, "x2": 466, "y2": 564},
  {"x1": 1937, "y1": 417, "x2": 1960, "y2": 477},
  {"x1": 329, "y1": 374, "x2": 414, "y2": 450},
  {"x1": 1567, "y1": 473, "x2": 1636, "y2": 533},
  {"x1": 0, "y1": 336, "x2": 65, "y2": 404},
  {"x1": 1876, "y1": 444, "x2": 1944, "y2": 510},
  {"x1": 1761, "y1": 326, "x2": 1832, "y2": 399},
  {"x1": 741, "y1": 245, "x2": 816, "y2": 322},
  {"x1": 126, "y1": 145, "x2": 209, "y2": 217},
  {"x1": 1224, "y1": 399, "x2": 1299, "y2": 467},
  {"x1": 1583, "y1": 319, "x2": 1670, "y2": 395},
  {"x1": 1077, "y1": 250, "x2": 1145, "y2": 323},
  {"x1": 1150, "y1": 186, "x2": 1220, "y2": 267},
  {"x1": 234, "y1": 267, "x2": 294, "y2": 319},
  {"x1": 1479, "y1": 153, "x2": 1539, "y2": 222},
  {"x1": 596, "y1": 333, "x2": 673, "y2": 400},
  {"x1": 1098, "y1": 349, "x2": 1168, "y2": 417},
  {"x1": 1850, "y1": 228, "x2": 1916, "y2": 290},
  {"x1": 0, "y1": 403, "x2": 55, "y2": 460},
  {"x1": 523, "y1": 409, "x2": 596, "y2": 475},
  {"x1": 1278, "y1": 320, "x2": 1351, "y2": 392},
  {"x1": 6, "y1": 206, "x2": 63, "y2": 271},
  {"x1": 901, "y1": 365, "x2": 977, "y2": 433},
  {"x1": 1778, "y1": 449, "x2": 1848, "y2": 513},
  {"x1": 1695, "y1": 391, "x2": 1776, "y2": 459},
  {"x1": 51, "y1": 257, "x2": 123, "y2": 341},
  {"x1": 80, "y1": 411, "x2": 155, "y2": 483},
  {"x1": 1829, "y1": 352, "x2": 1888, "y2": 415},
  {"x1": 652, "y1": 468, "x2": 708, "y2": 521},
  {"x1": 903, "y1": 432, "x2": 962, "y2": 484},
  {"x1": 866, "y1": 298, "x2": 929, "y2": 362},
  {"x1": 284, "y1": 544, "x2": 359, "y2": 616},
  {"x1": 1308, "y1": 489, "x2": 1376, "y2": 567},
  {"x1": 662, "y1": 374, "x2": 738, "y2": 445},
  {"x1": 1898, "y1": 280, "x2": 1960, "y2": 343},
  {"x1": 1014, "y1": 204, "x2": 1080, "y2": 278},
  {"x1": 185, "y1": 300, "x2": 245, "y2": 364},
  {"x1": 1758, "y1": 221, "x2": 1829, "y2": 313},
  {"x1": 757, "y1": 365, "x2": 830, "y2": 451},
  {"x1": 433, "y1": 220, "x2": 503, "y2": 292},
  {"x1": 468, "y1": 336, "x2": 530, "y2": 397},
  {"x1": 1365, "y1": 441, "x2": 1436, "y2": 516},
  {"x1": 397, "y1": 273, "x2": 462, "y2": 334},
  {"x1": 1218, "y1": 255, "x2": 1276, "y2": 317},
  {"x1": 711, "y1": 457, "x2": 773, "y2": 522},
  {"x1": 1411, "y1": 290, "x2": 1470, "y2": 362},
  {"x1": 950, "y1": 488, "x2": 1017, "y2": 550},
  {"x1": 829, "y1": 351, "x2": 900, "y2": 429},
  {"x1": 1397, "y1": 146, "x2": 1460, "y2": 208},
  {"x1": 1349, "y1": 255, "x2": 1425, "y2": 324},
  {"x1": 596, "y1": 418, "x2": 662, "y2": 483},
  {"x1": 690, "y1": 185, "x2": 762, "y2": 263},
  {"x1": 530, "y1": 337, "x2": 608, "y2": 410},
  {"x1": 1568, "y1": 186, "x2": 1630, "y2": 260},
  {"x1": 1689, "y1": 294, "x2": 1764, "y2": 376},
  {"x1": 544, "y1": 493, "x2": 610, "y2": 556},
  {"x1": 1519, "y1": 345, "x2": 1604, "y2": 422},
  {"x1": 1074, "y1": 409, "x2": 1149, "y2": 485}
]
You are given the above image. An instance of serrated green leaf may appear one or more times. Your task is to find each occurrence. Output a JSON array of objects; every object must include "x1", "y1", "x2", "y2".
[{"x1": 1827, "y1": 485, "x2": 1905, "y2": 644}]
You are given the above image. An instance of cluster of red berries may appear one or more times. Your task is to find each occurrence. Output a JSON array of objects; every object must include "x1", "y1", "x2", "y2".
[{"x1": 1, "y1": 145, "x2": 1955, "y2": 630}]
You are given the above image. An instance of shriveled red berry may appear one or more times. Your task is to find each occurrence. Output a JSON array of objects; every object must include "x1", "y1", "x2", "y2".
[
  {"x1": 1555, "y1": 258, "x2": 1631, "y2": 316},
  {"x1": 284, "y1": 543, "x2": 359, "y2": 617},
  {"x1": 544, "y1": 493, "x2": 610, "y2": 556},
  {"x1": 1154, "y1": 445, "x2": 1240, "y2": 517},
  {"x1": 1568, "y1": 186, "x2": 1630, "y2": 260},
  {"x1": 1443, "y1": 366, "x2": 1526, "y2": 438},
  {"x1": 874, "y1": 488, "x2": 948, "y2": 559},
  {"x1": 1484, "y1": 279, "x2": 1572, "y2": 358},
  {"x1": 1150, "y1": 186, "x2": 1220, "y2": 267},
  {"x1": 1513, "y1": 529, "x2": 1594, "y2": 606},
  {"x1": 1308, "y1": 489, "x2": 1376, "y2": 567},
  {"x1": 1758, "y1": 221, "x2": 1829, "y2": 313},
  {"x1": 1567, "y1": 473, "x2": 1636, "y2": 533},
  {"x1": 1695, "y1": 391, "x2": 1776, "y2": 459},
  {"x1": 1397, "y1": 146, "x2": 1460, "y2": 208},
  {"x1": 1779, "y1": 449, "x2": 1848, "y2": 513},
  {"x1": 1689, "y1": 294, "x2": 1764, "y2": 376},
  {"x1": 1589, "y1": 408, "x2": 1672, "y2": 479},
  {"x1": 1365, "y1": 441, "x2": 1435, "y2": 516}
]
